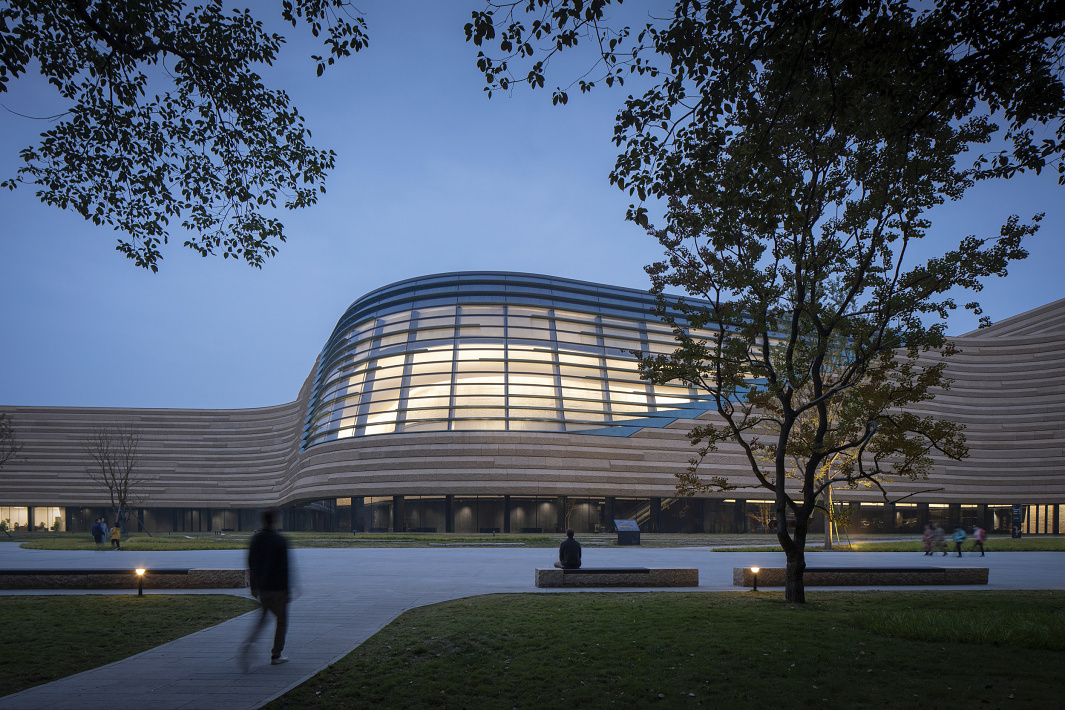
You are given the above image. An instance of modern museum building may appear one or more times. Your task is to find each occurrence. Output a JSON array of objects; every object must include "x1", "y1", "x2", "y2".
[{"x1": 2, "y1": 272, "x2": 1063, "y2": 537}]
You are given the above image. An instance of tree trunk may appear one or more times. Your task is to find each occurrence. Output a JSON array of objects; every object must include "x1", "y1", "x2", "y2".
[
  {"x1": 823, "y1": 487, "x2": 833, "y2": 551},
  {"x1": 785, "y1": 516, "x2": 810, "y2": 603}
]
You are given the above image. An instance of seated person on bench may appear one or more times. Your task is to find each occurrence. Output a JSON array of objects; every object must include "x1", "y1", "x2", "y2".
[{"x1": 553, "y1": 528, "x2": 582, "y2": 569}]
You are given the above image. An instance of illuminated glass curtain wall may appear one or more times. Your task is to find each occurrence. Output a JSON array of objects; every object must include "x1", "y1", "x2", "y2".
[{"x1": 303, "y1": 272, "x2": 708, "y2": 448}]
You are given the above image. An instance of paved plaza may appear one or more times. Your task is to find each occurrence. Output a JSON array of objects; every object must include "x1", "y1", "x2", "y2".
[{"x1": 1, "y1": 542, "x2": 1063, "y2": 709}]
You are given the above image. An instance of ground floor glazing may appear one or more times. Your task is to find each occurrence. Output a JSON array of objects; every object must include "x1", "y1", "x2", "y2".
[{"x1": 2, "y1": 500, "x2": 1060, "y2": 536}]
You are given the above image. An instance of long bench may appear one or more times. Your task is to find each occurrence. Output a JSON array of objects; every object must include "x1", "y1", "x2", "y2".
[
  {"x1": 732, "y1": 567, "x2": 989, "y2": 587},
  {"x1": 0, "y1": 568, "x2": 249, "y2": 590},
  {"x1": 535, "y1": 567, "x2": 699, "y2": 588}
]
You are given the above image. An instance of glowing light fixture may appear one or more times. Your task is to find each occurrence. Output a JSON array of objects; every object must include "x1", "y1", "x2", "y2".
[
  {"x1": 750, "y1": 567, "x2": 759, "y2": 592},
  {"x1": 136, "y1": 568, "x2": 146, "y2": 596}
]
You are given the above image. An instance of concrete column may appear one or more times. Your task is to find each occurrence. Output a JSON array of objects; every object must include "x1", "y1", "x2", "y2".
[
  {"x1": 445, "y1": 495, "x2": 454, "y2": 533},
  {"x1": 605, "y1": 497, "x2": 616, "y2": 532},
  {"x1": 503, "y1": 495, "x2": 511, "y2": 533},
  {"x1": 352, "y1": 497, "x2": 364, "y2": 533},
  {"x1": 393, "y1": 495, "x2": 405, "y2": 533},
  {"x1": 557, "y1": 496, "x2": 567, "y2": 533},
  {"x1": 917, "y1": 502, "x2": 929, "y2": 529},
  {"x1": 650, "y1": 498, "x2": 661, "y2": 533},
  {"x1": 734, "y1": 499, "x2": 747, "y2": 533},
  {"x1": 948, "y1": 503, "x2": 960, "y2": 530}
]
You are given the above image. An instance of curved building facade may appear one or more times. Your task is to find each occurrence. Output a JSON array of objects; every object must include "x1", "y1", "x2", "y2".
[
  {"x1": 303, "y1": 272, "x2": 708, "y2": 446},
  {"x1": 1, "y1": 272, "x2": 1063, "y2": 536}
]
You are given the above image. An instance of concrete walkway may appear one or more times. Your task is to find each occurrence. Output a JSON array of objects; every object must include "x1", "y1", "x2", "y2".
[{"x1": 1, "y1": 542, "x2": 1063, "y2": 709}]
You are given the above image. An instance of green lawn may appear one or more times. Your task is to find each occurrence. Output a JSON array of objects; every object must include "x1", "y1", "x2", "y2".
[
  {"x1": 0, "y1": 595, "x2": 258, "y2": 696},
  {"x1": 15, "y1": 531, "x2": 782, "y2": 551},
  {"x1": 267, "y1": 591, "x2": 1065, "y2": 709},
  {"x1": 13, "y1": 531, "x2": 1065, "y2": 552}
]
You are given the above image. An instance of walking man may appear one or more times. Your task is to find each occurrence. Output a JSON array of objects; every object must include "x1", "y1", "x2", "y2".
[{"x1": 243, "y1": 509, "x2": 291, "y2": 668}]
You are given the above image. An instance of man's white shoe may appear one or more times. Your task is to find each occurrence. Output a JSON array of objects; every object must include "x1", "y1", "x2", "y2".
[{"x1": 271, "y1": 655, "x2": 289, "y2": 665}]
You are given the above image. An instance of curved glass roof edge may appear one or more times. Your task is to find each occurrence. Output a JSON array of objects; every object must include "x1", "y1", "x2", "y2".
[
  {"x1": 300, "y1": 272, "x2": 714, "y2": 451},
  {"x1": 321, "y1": 271, "x2": 687, "y2": 343}
]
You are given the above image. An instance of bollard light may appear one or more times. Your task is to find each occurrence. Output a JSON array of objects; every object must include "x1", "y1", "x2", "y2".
[
  {"x1": 750, "y1": 566, "x2": 759, "y2": 592},
  {"x1": 136, "y1": 568, "x2": 145, "y2": 596}
]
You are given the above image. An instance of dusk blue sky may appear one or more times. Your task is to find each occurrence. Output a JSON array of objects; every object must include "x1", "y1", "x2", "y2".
[{"x1": 1, "y1": 3, "x2": 1062, "y2": 409}]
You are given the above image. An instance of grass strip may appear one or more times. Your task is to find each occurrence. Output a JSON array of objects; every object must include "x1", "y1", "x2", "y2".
[
  {"x1": 721, "y1": 537, "x2": 1065, "y2": 552},
  {"x1": 0, "y1": 594, "x2": 258, "y2": 696},
  {"x1": 268, "y1": 590, "x2": 1065, "y2": 709}
]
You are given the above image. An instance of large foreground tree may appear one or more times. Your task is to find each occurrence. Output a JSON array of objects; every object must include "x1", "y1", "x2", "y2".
[
  {"x1": 468, "y1": 0, "x2": 1063, "y2": 601},
  {"x1": 0, "y1": 1, "x2": 368, "y2": 271}
]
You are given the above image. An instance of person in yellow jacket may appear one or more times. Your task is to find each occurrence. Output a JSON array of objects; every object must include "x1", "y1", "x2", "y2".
[{"x1": 109, "y1": 521, "x2": 121, "y2": 550}]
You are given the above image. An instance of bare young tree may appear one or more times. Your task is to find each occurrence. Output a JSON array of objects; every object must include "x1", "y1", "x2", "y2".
[
  {"x1": 0, "y1": 413, "x2": 23, "y2": 537},
  {"x1": 85, "y1": 424, "x2": 145, "y2": 533},
  {"x1": 0, "y1": 413, "x2": 21, "y2": 471}
]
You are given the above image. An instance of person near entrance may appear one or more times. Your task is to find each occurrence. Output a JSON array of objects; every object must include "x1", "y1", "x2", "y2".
[{"x1": 553, "y1": 528, "x2": 582, "y2": 569}]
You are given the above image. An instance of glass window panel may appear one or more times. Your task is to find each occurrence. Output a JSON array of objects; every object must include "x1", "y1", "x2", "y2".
[
  {"x1": 563, "y1": 407, "x2": 607, "y2": 421},
  {"x1": 507, "y1": 346, "x2": 555, "y2": 362},
  {"x1": 507, "y1": 327, "x2": 551, "y2": 340},
  {"x1": 455, "y1": 372, "x2": 504, "y2": 385},
  {"x1": 509, "y1": 353, "x2": 558, "y2": 370},
  {"x1": 509, "y1": 396, "x2": 559, "y2": 409},
  {"x1": 454, "y1": 395, "x2": 506, "y2": 407},
  {"x1": 561, "y1": 375, "x2": 602, "y2": 389},
  {"x1": 457, "y1": 342, "x2": 504, "y2": 352},
  {"x1": 452, "y1": 408, "x2": 506, "y2": 419},
  {"x1": 408, "y1": 374, "x2": 451, "y2": 388},
  {"x1": 414, "y1": 306, "x2": 456, "y2": 319},
  {"x1": 366, "y1": 399, "x2": 400, "y2": 414},
  {"x1": 454, "y1": 383, "x2": 506, "y2": 396},
  {"x1": 398, "y1": 420, "x2": 449, "y2": 432},
  {"x1": 457, "y1": 325, "x2": 505, "y2": 338},
  {"x1": 507, "y1": 306, "x2": 551, "y2": 318},
  {"x1": 559, "y1": 365, "x2": 602, "y2": 379},
  {"x1": 609, "y1": 402, "x2": 651, "y2": 413},
  {"x1": 459, "y1": 314, "x2": 504, "y2": 326},
  {"x1": 456, "y1": 363, "x2": 505, "y2": 375},
  {"x1": 509, "y1": 420, "x2": 565, "y2": 431},
  {"x1": 414, "y1": 328, "x2": 453, "y2": 340},
  {"x1": 376, "y1": 333, "x2": 407, "y2": 348},
  {"x1": 509, "y1": 383, "x2": 557, "y2": 398},
  {"x1": 364, "y1": 422, "x2": 396, "y2": 435},
  {"x1": 452, "y1": 419, "x2": 506, "y2": 430},
  {"x1": 604, "y1": 337, "x2": 642, "y2": 351},
  {"x1": 402, "y1": 407, "x2": 450, "y2": 421},
  {"x1": 507, "y1": 312, "x2": 551, "y2": 328},
  {"x1": 608, "y1": 383, "x2": 648, "y2": 404},
  {"x1": 555, "y1": 330, "x2": 600, "y2": 347},
  {"x1": 554, "y1": 309, "x2": 598, "y2": 324},
  {"x1": 558, "y1": 352, "x2": 600, "y2": 366},
  {"x1": 406, "y1": 395, "x2": 451, "y2": 409},
  {"x1": 409, "y1": 361, "x2": 454, "y2": 375},
  {"x1": 410, "y1": 347, "x2": 453, "y2": 363}
]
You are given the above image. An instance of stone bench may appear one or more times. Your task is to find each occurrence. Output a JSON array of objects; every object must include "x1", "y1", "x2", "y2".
[
  {"x1": 535, "y1": 567, "x2": 699, "y2": 588},
  {"x1": 732, "y1": 567, "x2": 989, "y2": 587},
  {"x1": 0, "y1": 568, "x2": 249, "y2": 590}
]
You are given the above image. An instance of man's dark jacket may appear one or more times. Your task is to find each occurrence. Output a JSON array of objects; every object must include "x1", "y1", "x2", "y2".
[
  {"x1": 558, "y1": 536, "x2": 582, "y2": 569},
  {"x1": 248, "y1": 528, "x2": 289, "y2": 592}
]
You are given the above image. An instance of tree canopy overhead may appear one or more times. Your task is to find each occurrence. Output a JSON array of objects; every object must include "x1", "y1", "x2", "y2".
[
  {"x1": 0, "y1": 0, "x2": 368, "y2": 271},
  {"x1": 468, "y1": 0, "x2": 1063, "y2": 601}
]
